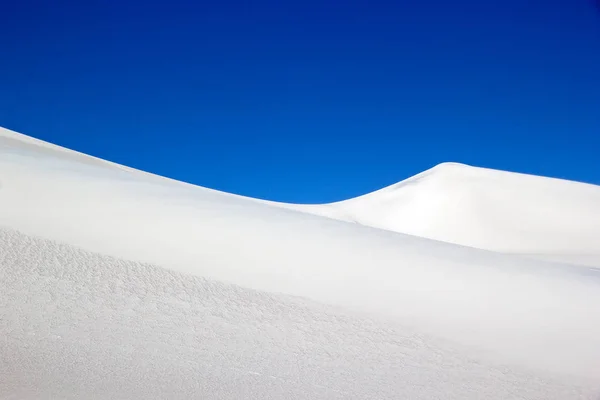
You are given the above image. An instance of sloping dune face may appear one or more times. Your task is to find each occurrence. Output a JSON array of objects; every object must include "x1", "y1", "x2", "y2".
[
  {"x1": 1, "y1": 126, "x2": 600, "y2": 399},
  {"x1": 298, "y1": 162, "x2": 600, "y2": 265}
]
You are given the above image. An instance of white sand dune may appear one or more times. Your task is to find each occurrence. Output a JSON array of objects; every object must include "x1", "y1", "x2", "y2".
[
  {"x1": 1, "y1": 126, "x2": 599, "y2": 399},
  {"x1": 289, "y1": 163, "x2": 600, "y2": 266}
]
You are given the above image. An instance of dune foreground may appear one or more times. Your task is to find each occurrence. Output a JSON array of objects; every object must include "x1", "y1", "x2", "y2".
[{"x1": 1, "y1": 126, "x2": 600, "y2": 399}]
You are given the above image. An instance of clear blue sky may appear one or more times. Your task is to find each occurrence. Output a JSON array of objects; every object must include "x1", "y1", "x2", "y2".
[{"x1": 2, "y1": 0, "x2": 599, "y2": 202}]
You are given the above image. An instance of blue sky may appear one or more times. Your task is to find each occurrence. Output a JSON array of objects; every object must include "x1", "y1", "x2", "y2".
[{"x1": 2, "y1": 0, "x2": 599, "y2": 202}]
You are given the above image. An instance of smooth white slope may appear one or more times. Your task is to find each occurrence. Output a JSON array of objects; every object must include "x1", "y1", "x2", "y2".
[
  {"x1": 3, "y1": 126, "x2": 600, "y2": 263},
  {"x1": 1, "y1": 126, "x2": 600, "y2": 398},
  {"x1": 292, "y1": 163, "x2": 600, "y2": 265},
  {"x1": 2, "y1": 227, "x2": 593, "y2": 400}
]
